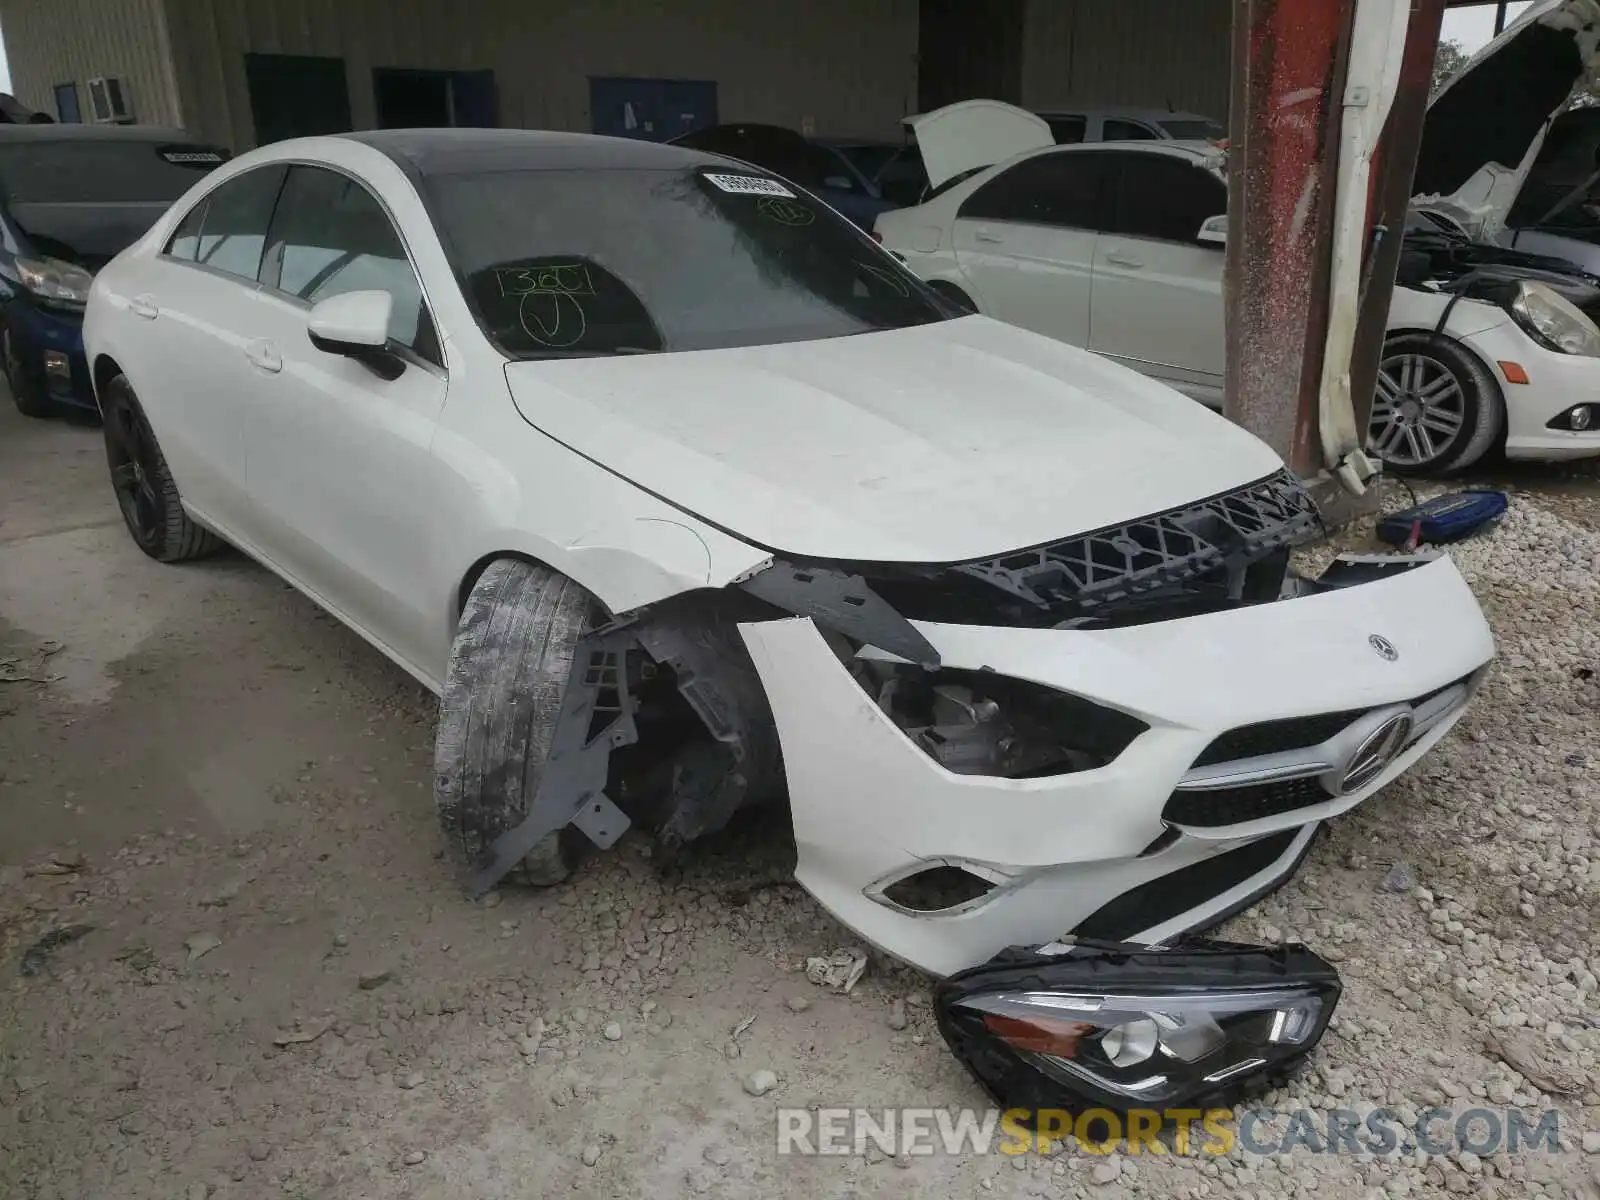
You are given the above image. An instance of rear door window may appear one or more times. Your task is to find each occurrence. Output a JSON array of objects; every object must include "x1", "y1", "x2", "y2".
[
  {"x1": 958, "y1": 152, "x2": 1110, "y2": 231},
  {"x1": 1045, "y1": 114, "x2": 1087, "y2": 144},
  {"x1": 166, "y1": 164, "x2": 287, "y2": 281},
  {"x1": 1103, "y1": 118, "x2": 1159, "y2": 142},
  {"x1": 1107, "y1": 152, "x2": 1227, "y2": 244}
]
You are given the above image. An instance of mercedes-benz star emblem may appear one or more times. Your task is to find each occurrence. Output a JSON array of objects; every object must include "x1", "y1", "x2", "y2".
[
  {"x1": 1337, "y1": 712, "x2": 1413, "y2": 794},
  {"x1": 1368, "y1": 634, "x2": 1399, "y2": 661}
]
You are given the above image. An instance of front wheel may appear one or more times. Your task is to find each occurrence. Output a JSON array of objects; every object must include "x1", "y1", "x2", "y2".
[
  {"x1": 100, "y1": 375, "x2": 222, "y2": 562},
  {"x1": 434, "y1": 559, "x2": 600, "y2": 887},
  {"x1": 1368, "y1": 334, "x2": 1503, "y2": 476}
]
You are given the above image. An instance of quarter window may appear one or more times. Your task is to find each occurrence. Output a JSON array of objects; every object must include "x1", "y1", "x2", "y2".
[
  {"x1": 262, "y1": 165, "x2": 434, "y2": 359},
  {"x1": 958, "y1": 152, "x2": 1109, "y2": 231},
  {"x1": 165, "y1": 164, "x2": 286, "y2": 280},
  {"x1": 1108, "y1": 153, "x2": 1227, "y2": 244}
]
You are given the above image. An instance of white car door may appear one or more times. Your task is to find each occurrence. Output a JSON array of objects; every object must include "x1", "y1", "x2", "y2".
[
  {"x1": 233, "y1": 164, "x2": 448, "y2": 672},
  {"x1": 115, "y1": 164, "x2": 287, "y2": 534},
  {"x1": 1089, "y1": 150, "x2": 1228, "y2": 405},
  {"x1": 949, "y1": 151, "x2": 1110, "y2": 349}
]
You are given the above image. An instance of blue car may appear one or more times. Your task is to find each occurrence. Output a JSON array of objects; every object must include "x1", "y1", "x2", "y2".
[{"x1": 0, "y1": 124, "x2": 228, "y2": 420}]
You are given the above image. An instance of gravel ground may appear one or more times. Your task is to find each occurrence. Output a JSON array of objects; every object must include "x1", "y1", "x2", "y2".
[{"x1": 0, "y1": 403, "x2": 1596, "y2": 1200}]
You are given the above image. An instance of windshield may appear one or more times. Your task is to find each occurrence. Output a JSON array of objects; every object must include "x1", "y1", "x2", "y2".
[
  {"x1": 1159, "y1": 118, "x2": 1227, "y2": 141},
  {"x1": 0, "y1": 139, "x2": 228, "y2": 204},
  {"x1": 427, "y1": 166, "x2": 953, "y2": 359}
]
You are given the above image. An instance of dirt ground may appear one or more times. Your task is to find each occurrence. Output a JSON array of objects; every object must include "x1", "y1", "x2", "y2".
[{"x1": 1, "y1": 397, "x2": 1597, "y2": 1200}]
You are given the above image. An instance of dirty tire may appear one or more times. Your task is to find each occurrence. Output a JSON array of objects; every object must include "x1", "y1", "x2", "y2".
[
  {"x1": 435, "y1": 558, "x2": 599, "y2": 887},
  {"x1": 100, "y1": 374, "x2": 222, "y2": 562},
  {"x1": 3, "y1": 321, "x2": 53, "y2": 418},
  {"x1": 1368, "y1": 333, "x2": 1503, "y2": 476},
  {"x1": 928, "y1": 279, "x2": 978, "y2": 313}
]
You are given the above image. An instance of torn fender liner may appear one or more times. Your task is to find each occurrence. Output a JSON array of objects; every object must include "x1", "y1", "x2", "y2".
[
  {"x1": 935, "y1": 939, "x2": 1341, "y2": 1118},
  {"x1": 739, "y1": 559, "x2": 941, "y2": 668},
  {"x1": 633, "y1": 606, "x2": 784, "y2": 848},
  {"x1": 462, "y1": 626, "x2": 638, "y2": 896}
]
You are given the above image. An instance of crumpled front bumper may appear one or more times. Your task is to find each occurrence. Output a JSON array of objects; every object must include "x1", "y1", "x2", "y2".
[{"x1": 739, "y1": 554, "x2": 1494, "y2": 977}]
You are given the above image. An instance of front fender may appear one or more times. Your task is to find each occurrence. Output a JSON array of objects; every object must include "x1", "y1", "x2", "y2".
[{"x1": 442, "y1": 515, "x2": 770, "y2": 649}]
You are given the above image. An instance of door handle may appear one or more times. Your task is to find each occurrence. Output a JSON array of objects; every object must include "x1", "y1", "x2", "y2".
[
  {"x1": 973, "y1": 228, "x2": 1004, "y2": 244},
  {"x1": 245, "y1": 339, "x2": 283, "y2": 373},
  {"x1": 130, "y1": 294, "x2": 158, "y2": 320},
  {"x1": 1104, "y1": 249, "x2": 1145, "y2": 269}
]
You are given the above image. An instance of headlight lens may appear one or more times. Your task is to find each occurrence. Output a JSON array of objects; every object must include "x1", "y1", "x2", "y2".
[
  {"x1": 847, "y1": 659, "x2": 1147, "y2": 777},
  {"x1": 937, "y1": 940, "x2": 1342, "y2": 1113},
  {"x1": 15, "y1": 256, "x2": 93, "y2": 306},
  {"x1": 1509, "y1": 280, "x2": 1600, "y2": 356}
]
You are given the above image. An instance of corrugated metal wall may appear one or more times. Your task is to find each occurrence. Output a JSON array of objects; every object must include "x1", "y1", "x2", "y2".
[
  {"x1": 1020, "y1": 0, "x2": 1233, "y2": 120},
  {"x1": 160, "y1": 0, "x2": 920, "y2": 150},
  {"x1": 0, "y1": 0, "x2": 183, "y2": 125}
]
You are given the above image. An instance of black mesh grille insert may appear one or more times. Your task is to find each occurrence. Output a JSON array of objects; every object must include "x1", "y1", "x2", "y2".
[
  {"x1": 1191, "y1": 673, "x2": 1474, "y2": 769},
  {"x1": 1072, "y1": 830, "x2": 1302, "y2": 940},
  {"x1": 1162, "y1": 776, "x2": 1332, "y2": 828}
]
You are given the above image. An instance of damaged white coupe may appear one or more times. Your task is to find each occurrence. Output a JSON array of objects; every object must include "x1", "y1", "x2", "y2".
[{"x1": 83, "y1": 128, "x2": 1495, "y2": 1112}]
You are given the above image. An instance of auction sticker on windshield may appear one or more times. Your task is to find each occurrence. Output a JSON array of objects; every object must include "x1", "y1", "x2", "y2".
[{"x1": 702, "y1": 172, "x2": 796, "y2": 198}]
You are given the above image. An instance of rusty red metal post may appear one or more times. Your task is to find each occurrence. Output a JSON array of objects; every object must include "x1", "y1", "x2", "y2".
[{"x1": 1224, "y1": 0, "x2": 1355, "y2": 477}]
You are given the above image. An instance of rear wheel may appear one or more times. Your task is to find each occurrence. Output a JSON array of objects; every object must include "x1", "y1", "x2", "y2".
[
  {"x1": 1369, "y1": 334, "x2": 1502, "y2": 475},
  {"x1": 435, "y1": 559, "x2": 599, "y2": 887},
  {"x1": 3, "y1": 322, "x2": 53, "y2": 418},
  {"x1": 100, "y1": 374, "x2": 221, "y2": 562}
]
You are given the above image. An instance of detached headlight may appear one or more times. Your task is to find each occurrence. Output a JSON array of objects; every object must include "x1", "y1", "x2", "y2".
[
  {"x1": 936, "y1": 940, "x2": 1341, "y2": 1114},
  {"x1": 1509, "y1": 280, "x2": 1600, "y2": 356},
  {"x1": 15, "y1": 255, "x2": 93, "y2": 307}
]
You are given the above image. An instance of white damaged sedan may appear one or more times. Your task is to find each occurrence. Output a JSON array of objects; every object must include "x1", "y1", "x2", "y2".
[{"x1": 85, "y1": 129, "x2": 1494, "y2": 1111}]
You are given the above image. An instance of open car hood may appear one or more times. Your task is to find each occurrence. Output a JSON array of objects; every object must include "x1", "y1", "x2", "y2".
[
  {"x1": 901, "y1": 100, "x2": 1054, "y2": 191},
  {"x1": 1414, "y1": 0, "x2": 1600, "y2": 241},
  {"x1": 503, "y1": 315, "x2": 1283, "y2": 565}
]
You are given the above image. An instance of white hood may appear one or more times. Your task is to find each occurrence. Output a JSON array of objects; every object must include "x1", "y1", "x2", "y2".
[
  {"x1": 503, "y1": 316, "x2": 1283, "y2": 564},
  {"x1": 901, "y1": 100, "x2": 1055, "y2": 191},
  {"x1": 1414, "y1": 0, "x2": 1600, "y2": 240}
]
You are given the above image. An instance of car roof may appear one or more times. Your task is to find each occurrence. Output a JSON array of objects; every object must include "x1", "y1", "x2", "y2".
[
  {"x1": 1034, "y1": 106, "x2": 1216, "y2": 123},
  {"x1": 0, "y1": 123, "x2": 202, "y2": 144},
  {"x1": 1047, "y1": 138, "x2": 1221, "y2": 161},
  {"x1": 340, "y1": 127, "x2": 728, "y2": 175}
]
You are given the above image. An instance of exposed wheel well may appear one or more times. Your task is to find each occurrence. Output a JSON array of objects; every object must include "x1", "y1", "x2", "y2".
[
  {"x1": 91, "y1": 354, "x2": 123, "y2": 414},
  {"x1": 455, "y1": 550, "x2": 559, "y2": 628}
]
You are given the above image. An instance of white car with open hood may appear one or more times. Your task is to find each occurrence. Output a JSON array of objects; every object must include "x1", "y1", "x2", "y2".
[
  {"x1": 876, "y1": 3, "x2": 1600, "y2": 471},
  {"x1": 83, "y1": 128, "x2": 1493, "y2": 1113}
]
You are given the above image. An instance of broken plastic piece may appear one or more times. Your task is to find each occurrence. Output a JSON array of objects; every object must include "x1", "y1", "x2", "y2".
[
  {"x1": 461, "y1": 627, "x2": 639, "y2": 896},
  {"x1": 740, "y1": 559, "x2": 941, "y2": 668}
]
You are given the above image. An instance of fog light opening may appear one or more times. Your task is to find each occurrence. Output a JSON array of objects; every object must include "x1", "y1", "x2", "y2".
[
  {"x1": 877, "y1": 863, "x2": 998, "y2": 914},
  {"x1": 1570, "y1": 405, "x2": 1594, "y2": 432}
]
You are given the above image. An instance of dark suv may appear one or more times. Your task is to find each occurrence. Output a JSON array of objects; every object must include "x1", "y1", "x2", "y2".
[{"x1": 0, "y1": 124, "x2": 228, "y2": 419}]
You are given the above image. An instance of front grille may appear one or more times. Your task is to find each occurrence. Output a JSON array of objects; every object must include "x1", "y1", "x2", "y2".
[
  {"x1": 1072, "y1": 830, "x2": 1302, "y2": 940},
  {"x1": 1192, "y1": 710, "x2": 1364, "y2": 768},
  {"x1": 1191, "y1": 673, "x2": 1474, "y2": 768},
  {"x1": 1163, "y1": 776, "x2": 1331, "y2": 828}
]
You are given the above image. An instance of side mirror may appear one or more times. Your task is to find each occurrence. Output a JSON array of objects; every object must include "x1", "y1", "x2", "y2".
[
  {"x1": 307, "y1": 290, "x2": 405, "y2": 380},
  {"x1": 1197, "y1": 214, "x2": 1228, "y2": 246}
]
